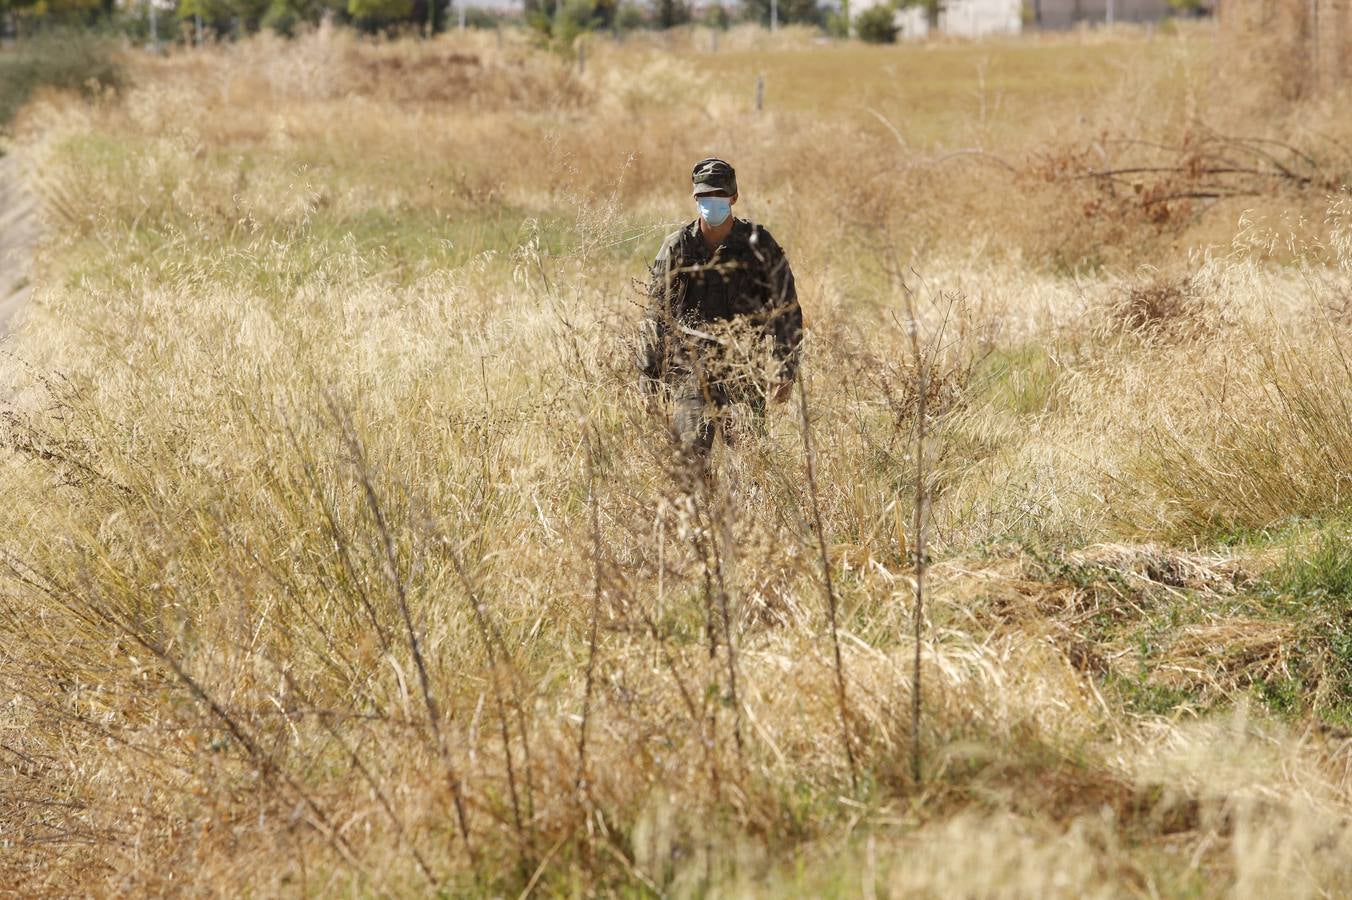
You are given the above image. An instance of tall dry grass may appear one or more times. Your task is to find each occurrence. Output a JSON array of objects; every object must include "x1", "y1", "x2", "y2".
[{"x1": 2, "y1": 21, "x2": 1352, "y2": 896}]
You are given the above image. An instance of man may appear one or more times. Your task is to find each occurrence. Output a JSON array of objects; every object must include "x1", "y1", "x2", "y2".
[{"x1": 638, "y1": 157, "x2": 803, "y2": 464}]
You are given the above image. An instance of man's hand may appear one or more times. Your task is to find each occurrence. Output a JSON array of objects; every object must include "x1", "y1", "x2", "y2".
[{"x1": 770, "y1": 379, "x2": 795, "y2": 404}]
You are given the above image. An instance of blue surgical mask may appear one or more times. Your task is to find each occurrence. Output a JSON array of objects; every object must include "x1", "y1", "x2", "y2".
[{"x1": 697, "y1": 196, "x2": 732, "y2": 227}]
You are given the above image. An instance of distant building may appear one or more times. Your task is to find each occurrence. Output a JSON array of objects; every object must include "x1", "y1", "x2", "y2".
[
  {"x1": 847, "y1": 0, "x2": 1188, "y2": 37},
  {"x1": 1031, "y1": 0, "x2": 1172, "y2": 27},
  {"x1": 848, "y1": 0, "x2": 1022, "y2": 38},
  {"x1": 895, "y1": 5, "x2": 930, "y2": 38},
  {"x1": 940, "y1": 0, "x2": 1022, "y2": 34}
]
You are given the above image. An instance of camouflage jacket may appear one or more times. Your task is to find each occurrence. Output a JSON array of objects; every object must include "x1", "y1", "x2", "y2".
[{"x1": 638, "y1": 217, "x2": 803, "y2": 387}]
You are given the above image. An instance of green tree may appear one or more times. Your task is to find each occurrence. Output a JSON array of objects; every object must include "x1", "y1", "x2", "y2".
[
  {"x1": 552, "y1": 0, "x2": 598, "y2": 41},
  {"x1": 701, "y1": 1, "x2": 728, "y2": 28},
  {"x1": 260, "y1": 0, "x2": 342, "y2": 34},
  {"x1": 177, "y1": 0, "x2": 223, "y2": 31},
  {"x1": 179, "y1": 0, "x2": 285, "y2": 33},
  {"x1": 523, "y1": 0, "x2": 557, "y2": 32},
  {"x1": 613, "y1": 0, "x2": 644, "y2": 30},
  {"x1": 347, "y1": 0, "x2": 411, "y2": 28},
  {"x1": 653, "y1": 0, "x2": 687, "y2": 27},
  {"x1": 5, "y1": 0, "x2": 105, "y2": 27},
  {"x1": 183, "y1": 0, "x2": 271, "y2": 32},
  {"x1": 526, "y1": 0, "x2": 616, "y2": 42},
  {"x1": 413, "y1": 0, "x2": 448, "y2": 33},
  {"x1": 855, "y1": 3, "x2": 896, "y2": 41}
]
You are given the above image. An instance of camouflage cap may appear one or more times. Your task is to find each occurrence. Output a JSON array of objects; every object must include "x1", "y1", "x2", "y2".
[{"x1": 691, "y1": 157, "x2": 737, "y2": 197}]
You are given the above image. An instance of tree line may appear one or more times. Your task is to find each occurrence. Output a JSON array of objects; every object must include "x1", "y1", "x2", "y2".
[{"x1": 0, "y1": 0, "x2": 880, "y2": 42}]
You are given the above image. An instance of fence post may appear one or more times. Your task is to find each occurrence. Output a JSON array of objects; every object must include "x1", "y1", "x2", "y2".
[{"x1": 755, "y1": 74, "x2": 764, "y2": 112}]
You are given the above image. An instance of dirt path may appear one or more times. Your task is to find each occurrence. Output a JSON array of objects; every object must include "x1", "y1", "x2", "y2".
[{"x1": 0, "y1": 152, "x2": 38, "y2": 335}]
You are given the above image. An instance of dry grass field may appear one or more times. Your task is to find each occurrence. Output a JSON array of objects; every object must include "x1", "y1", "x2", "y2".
[{"x1": 4, "y1": 16, "x2": 1352, "y2": 896}]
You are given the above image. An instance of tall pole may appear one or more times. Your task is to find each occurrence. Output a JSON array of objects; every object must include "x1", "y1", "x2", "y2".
[
  {"x1": 1106, "y1": 0, "x2": 1114, "y2": 27},
  {"x1": 458, "y1": 0, "x2": 466, "y2": 29},
  {"x1": 770, "y1": 0, "x2": 778, "y2": 30},
  {"x1": 147, "y1": 0, "x2": 158, "y2": 52}
]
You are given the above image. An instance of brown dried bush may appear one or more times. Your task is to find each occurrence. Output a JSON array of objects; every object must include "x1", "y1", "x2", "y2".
[{"x1": 1102, "y1": 272, "x2": 1208, "y2": 339}]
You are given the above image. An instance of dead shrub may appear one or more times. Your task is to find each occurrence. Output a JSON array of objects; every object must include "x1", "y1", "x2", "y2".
[
  {"x1": 339, "y1": 43, "x2": 591, "y2": 109},
  {"x1": 1027, "y1": 128, "x2": 1348, "y2": 273},
  {"x1": 1102, "y1": 273, "x2": 1208, "y2": 339}
]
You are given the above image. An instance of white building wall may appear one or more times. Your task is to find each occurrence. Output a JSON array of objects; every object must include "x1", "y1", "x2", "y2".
[
  {"x1": 939, "y1": 0, "x2": 1022, "y2": 35},
  {"x1": 895, "y1": 6, "x2": 929, "y2": 39}
]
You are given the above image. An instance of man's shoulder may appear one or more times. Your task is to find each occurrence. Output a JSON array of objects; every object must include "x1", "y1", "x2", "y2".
[
  {"x1": 656, "y1": 221, "x2": 698, "y2": 261},
  {"x1": 733, "y1": 218, "x2": 784, "y2": 254}
]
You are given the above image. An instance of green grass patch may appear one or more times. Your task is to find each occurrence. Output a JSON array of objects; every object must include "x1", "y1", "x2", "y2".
[
  {"x1": 1271, "y1": 530, "x2": 1352, "y2": 603},
  {"x1": 1213, "y1": 515, "x2": 1321, "y2": 550},
  {"x1": 1065, "y1": 528, "x2": 1352, "y2": 724},
  {"x1": 970, "y1": 343, "x2": 1061, "y2": 417},
  {"x1": 57, "y1": 203, "x2": 577, "y2": 295},
  {"x1": 0, "y1": 32, "x2": 123, "y2": 133},
  {"x1": 1242, "y1": 530, "x2": 1352, "y2": 724},
  {"x1": 1104, "y1": 671, "x2": 1199, "y2": 717}
]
